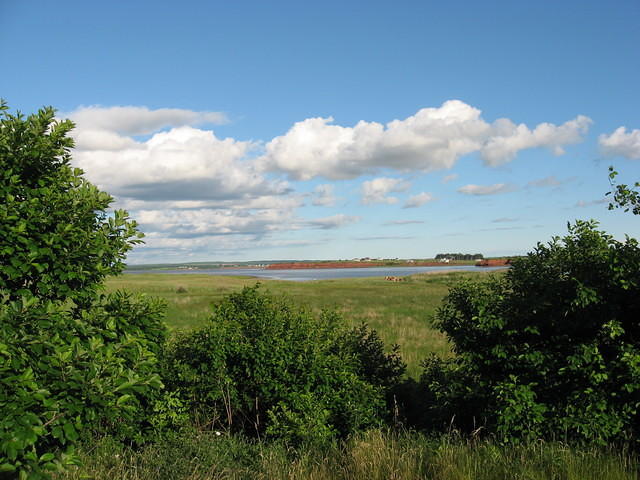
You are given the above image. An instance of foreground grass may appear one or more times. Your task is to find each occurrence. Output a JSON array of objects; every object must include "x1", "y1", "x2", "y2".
[
  {"x1": 107, "y1": 270, "x2": 498, "y2": 377},
  {"x1": 86, "y1": 272, "x2": 639, "y2": 479},
  {"x1": 57, "y1": 430, "x2": 638, "y2": 480}
]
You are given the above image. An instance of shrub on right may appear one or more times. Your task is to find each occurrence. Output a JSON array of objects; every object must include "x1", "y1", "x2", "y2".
[{"x1": 421, "y1": 220, "x2": 640, "y2": 443}]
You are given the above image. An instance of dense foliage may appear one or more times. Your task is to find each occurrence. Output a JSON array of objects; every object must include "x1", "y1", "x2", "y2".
[
  {"x1": 421, "y1": 220, "x2": 640, "y2": 443},
  {"x1": 161, "y1": 286, "x2": 405, "y2": 445},
  {"x1": 0, "y1": 102, "x2": 166, "y2": 478}
]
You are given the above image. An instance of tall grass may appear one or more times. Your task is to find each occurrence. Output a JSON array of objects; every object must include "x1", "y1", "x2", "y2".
[{"x1": 57, "y1": 430, "x2": 638, "y2": 480}]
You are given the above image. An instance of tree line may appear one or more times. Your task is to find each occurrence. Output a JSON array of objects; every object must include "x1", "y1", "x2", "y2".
[{"x1": 434, "y1": 253, "x2": 484, "y2": 260}]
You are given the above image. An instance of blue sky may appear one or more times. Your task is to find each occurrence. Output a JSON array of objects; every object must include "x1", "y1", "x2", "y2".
[{"x1": 2, "y1": 0, "x2": 639, "y2": 263}]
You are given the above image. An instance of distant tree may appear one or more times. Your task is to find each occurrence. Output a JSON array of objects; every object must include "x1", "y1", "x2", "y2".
[
  {"x1": 435, "y1": 253, "x2": 484, "y2": 260},
  {"x1": 0, "y1": 101, "x2": 165, "y2": 478},
  {"x1": 607, "y1": 166, "x2": 640, "y2": 215}
]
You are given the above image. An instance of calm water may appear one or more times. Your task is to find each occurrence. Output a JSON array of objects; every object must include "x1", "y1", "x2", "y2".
[{"x1": 125, "y1": 265, "x2": 506, "y2": 282}]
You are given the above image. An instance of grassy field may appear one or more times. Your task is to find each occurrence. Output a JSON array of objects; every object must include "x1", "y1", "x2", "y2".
[{"x1": 106, "y1": 270, "x2": 497, "y2": 377}]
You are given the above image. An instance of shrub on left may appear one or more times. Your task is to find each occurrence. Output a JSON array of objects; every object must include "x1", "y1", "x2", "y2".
[{"x1": 0, "y1": 101, "x2": 166, "y2": 478}]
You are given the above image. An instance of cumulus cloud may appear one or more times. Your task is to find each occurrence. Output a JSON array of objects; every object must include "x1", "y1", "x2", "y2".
[
  {"x1": 403, "y1": 192, "x2": 433, "y2": 208},
  {"x1": 72, "y1": 126, "x2": 287, "y2": 202},
  {"x1": 599, "y1": 127, "x2": 640, "y2": 159},
  {"x1": 63, "y1": 105, "x2": 304, "y2": 261},
  {"x1": 259, "y1": 100, "x2": 591, "y2": 180},
  {"x1": 307, "y1": 214, "x2": 360, "y2": 229},
  {"x1": 457, "y1": 183, "x2": 517, "y2": 196},
  {"x1": 480, "y1": 115, "x2": 591, "y2": 166},
  {"x1": 311, "y1": 184, "x2": 336, "y2": 206},
  {"x1": 361, "y1": 177, "x2": 410, "y2": 205}
]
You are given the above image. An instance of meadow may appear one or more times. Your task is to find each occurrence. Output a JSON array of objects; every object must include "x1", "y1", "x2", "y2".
[{"x1": 106, "y1": 270, "x2": 491, "y2": 377}]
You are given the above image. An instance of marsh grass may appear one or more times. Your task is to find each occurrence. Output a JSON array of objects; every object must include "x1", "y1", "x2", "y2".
[
  {"x1": 58, "y1": 430, "x2": 638, "y2": 480},
  {"x1": 106, "y1": 271, "x2": 496, "y2": 377}
]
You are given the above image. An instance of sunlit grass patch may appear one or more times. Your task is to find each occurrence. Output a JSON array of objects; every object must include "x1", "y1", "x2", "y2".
[
  {"x1": 57, "y1": 431, "x2": 639, "y2": 480},
  {"x1": 106, "y1": 270, "x2": 500, "y2": 377}
]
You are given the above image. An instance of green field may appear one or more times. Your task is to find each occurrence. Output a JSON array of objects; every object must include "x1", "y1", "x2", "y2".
[{"x1": 106, "y1": 270, "x2": 496, "y2": 377}]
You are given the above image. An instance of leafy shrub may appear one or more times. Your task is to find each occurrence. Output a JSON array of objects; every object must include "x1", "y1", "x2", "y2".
[
  {"x1": 421, "y1": 221, "x2": 640, "y2": 443},
  {"x1": 0, "y1": 102, "x2": 166, "y2": 478},
  {"x1": 161, "y1": 286, "x2": 404, "y2": 445}
]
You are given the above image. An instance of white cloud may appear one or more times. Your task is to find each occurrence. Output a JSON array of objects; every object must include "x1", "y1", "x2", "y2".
[
  {"x1": 59, "y1": 102, "x2": 592, "y2": 262},
  {"x1": 259, "y1": 100, "x2": 591, "y2": 180},
  {"x1": 135, "y1": 207, "x2": 295, "y2": 238},
  {"x1": 64, "y1": 105, "x2": 275, "y2": 204},
  {"x1": 307, "y1": 214, "x2": 360, "y2": 229},
  {"x1": 311, "y1": 184, "x2": 336, "y2": 206},
  {"x1": 457, "y1": 183, "x2": 517, "y2": 196},
  {"x1": 71, "y1": 126, "x2": 287, "y2": 202},
  {"x1": 403, "y1": 192, "x2": 434, "y2": 208},
  {"x1": 442, "y1": 173, "x2": 458, "y2": 183},
  {"x1": 65, "y1": 105, "x2": 227, "y2": 136},
  {"x1": 480, "y1": 115, "x2": 591, "y2": 166},
  {"x1": 599, "y1": 127, "x2": 640, "y2": 159},
  {"x1": 361, "y1": 177, "x2": 410, "y2": 205}
]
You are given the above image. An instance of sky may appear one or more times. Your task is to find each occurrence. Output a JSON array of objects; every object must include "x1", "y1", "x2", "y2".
[{"x1": 2, "y1": 0, "x2": 639, "y2": 263}]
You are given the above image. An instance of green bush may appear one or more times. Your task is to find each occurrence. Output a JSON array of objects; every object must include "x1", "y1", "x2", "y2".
[
  {"x1": 421, "y1": 221, "x2": 640, "y2": 443},
  {"x1": 161, "y1": 286, "x2": 404, "y2": 445},
  {"x1": 0, "y1": 102, "x2": 166, "y2": 478}
]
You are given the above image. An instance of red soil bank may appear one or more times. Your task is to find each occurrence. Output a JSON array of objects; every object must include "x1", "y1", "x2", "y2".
[
  {"x1": 265, "y1": 261, "x2": 449, "y2": 270},
  {"x1": 476, "y1": 258, "x2": 511, "y2": 267}
]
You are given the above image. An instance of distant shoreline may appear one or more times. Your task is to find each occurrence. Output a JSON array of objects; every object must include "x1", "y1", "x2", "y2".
[{"x1": 125, "y1": 258, "x2": 512, "y2": 273}]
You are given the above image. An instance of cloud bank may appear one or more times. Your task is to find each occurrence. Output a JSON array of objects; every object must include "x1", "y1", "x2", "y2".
[
  {"x1": 61, "y1": 101, "x2": 593, "y2": 261},
  {"x1": 259, "y1": 100, "x2": 591, "y2": 180}
]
